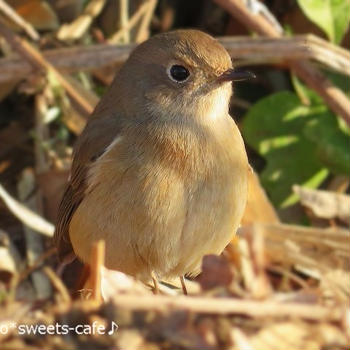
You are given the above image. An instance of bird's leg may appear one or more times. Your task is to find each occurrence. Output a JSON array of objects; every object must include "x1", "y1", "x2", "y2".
[
  {"x1": 180, "y1": 275, "x2": 188, "y2": 295},
  {"x1": 151, "y1": 271, "x2": 159, "y2": 294}
]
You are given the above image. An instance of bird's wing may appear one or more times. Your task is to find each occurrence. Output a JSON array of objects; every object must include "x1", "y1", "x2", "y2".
[{"x1": 54, "y1": 113, "x2": 122, "y2": 259}]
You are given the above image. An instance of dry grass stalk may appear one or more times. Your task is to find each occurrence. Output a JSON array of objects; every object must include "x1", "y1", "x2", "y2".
[
  {"x1": 119, "y1": 0, "x2": 130, "y2": 43},
  {"x1": 108, "y1": 1, "x2": 151, "y2": 44},
  {"x1": 253, "y1": 223, "x2": 350, "y2": 302},
  {"x1": 0, "y1": 0, "x2": 39, "y2": 41},
  {"x1": 213, "y1": 0, "x2": 350, "y2": 126},
  {"x1": 43, "y1": 266, "x2": 71, "y2": 304},
  {"x1": 0, "y1": 183, "x2": 54, "y2": 237},
  {"x1": 57, "y1": 0, "x2": 106, "y2": 41},
  {"x1": 135, "y1": 0, "x2": 157, "y2": 43},
  {"x1": 0, "y1": 20, "x2": 94, "y2": 115},
  {"x1": 8, "y1": 247, "x2": 56, "y2": 302}
]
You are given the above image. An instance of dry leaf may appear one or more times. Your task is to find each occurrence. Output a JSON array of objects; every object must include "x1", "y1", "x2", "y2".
[
  {"x1": 7, "y1": 0, "x2": 59, "y2": 30},
  {"x1": 0, "y1": 230, "x2": 17, "y2": 280},
  {"x1": 197, "y1": 254, "x2": 234, "y2": 291},
  {"x1": 293, "y1": 185, "x2": 350, "y2": 225},
  {"x1": 250, "y1": 322, "x2": 318, "y2": 350},
  {"x1": 100, "y1": 267, "x2": 150, "y2": 300}
]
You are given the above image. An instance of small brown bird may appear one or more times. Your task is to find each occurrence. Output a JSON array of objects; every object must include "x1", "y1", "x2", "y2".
[{"x1": 54, "y1": 29, "x2": 250, "y2": 288}]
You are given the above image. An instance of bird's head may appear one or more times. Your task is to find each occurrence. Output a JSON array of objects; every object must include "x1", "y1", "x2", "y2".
[{"x1": 112, "y1": 30, "x2": 254, "y2": 125}]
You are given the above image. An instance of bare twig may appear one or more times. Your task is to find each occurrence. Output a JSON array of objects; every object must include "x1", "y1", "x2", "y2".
[
  {"x1": 266, "y1": 265, "x2": 311, "y2": 290},
  {"x1": 213, "y1": 0, "x2": 350, "y2": 126},
  {"x1": 119, "y1": 0, "x2": 130, "y2": 43},
  {"x1": 57, "y1": 0, "x2": 106, "y2": 41},
  {"x1": 259, "y1": 223, "x2": 349, "y2": 250},
  {"x1": 108, "y1": 1, "x2": 150, "y2": 44},
  {"x1": 1, "y1": 35, "x2": 349, "y2": 84},
  {"x1": 135, "y1": 0, "x2": 157, "y2": 43},
  {"x1": 108, "y1": 294, "x2": 344, "y2": 321},
  {"x1": 0, "y1": 183, "x2": 54, "y2": 237},
  {"x1": 290, "y1": 60, "x2": 350, "y2": 125},
  {"x1": 0, "y1": 0, "x2": 39, "y2": 41},
  {"x1": 214, "y1": 0, "x2": 279, "y2": 37},
  {"x1": 220, "y1": 35, "x2": 350, "y2": 75},
  {"x1": 43, "y1": 266, "x2": 71, "y2": 304},
  {"x1": 17, "y1": 247, "x2": 56, "y2": 283},
  {"x1": 8, "y1": 247, "x2": 56, "y2": 301},
  {"x1": 0, "y1": 19, "x2": 94, "y2": 115},
  {"x1": 248, "y1": 222, "x2": 350, "y2": 301}
]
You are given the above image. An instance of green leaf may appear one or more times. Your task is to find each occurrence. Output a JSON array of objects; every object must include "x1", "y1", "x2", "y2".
[
  {"x1": 290, "y1": 75, "x2": 350, "y2": 174},
  {"x1": 242, "y1": 91, "x2": 329, "y2": 207},
  {"x1": 297, "y1": 0, "x2": 350, "y2": 43},
  {"x1": 303, "y1": 110, "x2": 350, "y2": 175}
]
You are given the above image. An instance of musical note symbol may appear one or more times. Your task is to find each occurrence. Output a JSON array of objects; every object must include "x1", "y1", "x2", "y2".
[{"x1": 108, "y1": 321, "x2": 118, "y2": 335}]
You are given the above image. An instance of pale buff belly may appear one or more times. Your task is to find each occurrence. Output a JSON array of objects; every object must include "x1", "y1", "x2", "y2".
[{"x1": 69, "y1": 155, "x2": 247, "y2": 280}]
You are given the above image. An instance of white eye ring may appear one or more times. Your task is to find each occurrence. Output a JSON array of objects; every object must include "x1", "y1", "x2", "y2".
[{"x1": 166, "y1": 64, "x2": 190, "y2": 83}]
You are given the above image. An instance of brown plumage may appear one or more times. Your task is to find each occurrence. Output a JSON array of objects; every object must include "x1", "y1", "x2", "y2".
[{"x1": 54, "y1": 29, "x2": 249, "y2": 282}]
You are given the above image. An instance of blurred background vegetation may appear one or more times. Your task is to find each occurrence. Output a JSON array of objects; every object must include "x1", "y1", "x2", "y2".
[{"x1": 0, "y1": 2, "x2": 349, "y2": 349}]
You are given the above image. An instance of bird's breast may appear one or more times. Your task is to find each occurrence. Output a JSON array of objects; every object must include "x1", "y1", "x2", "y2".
[{"x1": 69, "y1": 118, "x2": 248, "y2": 278}]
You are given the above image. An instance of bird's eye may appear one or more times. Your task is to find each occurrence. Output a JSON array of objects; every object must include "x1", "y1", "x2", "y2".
[{"x1": 168, "y1": 65, "x2": 190, "y2": 83}]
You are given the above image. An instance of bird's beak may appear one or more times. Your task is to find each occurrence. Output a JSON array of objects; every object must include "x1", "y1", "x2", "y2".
[{"x1": 217, "y1": 69, "x2": 256, "y2": 83}]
